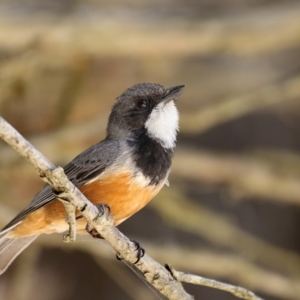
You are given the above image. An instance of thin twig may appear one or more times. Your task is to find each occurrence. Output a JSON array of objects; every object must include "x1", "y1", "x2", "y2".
[{"x1": 167, "y1": 265, "x2": 264, "y2": 300}]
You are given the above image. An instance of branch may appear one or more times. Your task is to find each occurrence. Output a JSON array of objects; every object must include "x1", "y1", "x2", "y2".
[
  {"x1": 0, "y1": 116, "x2": 265, "y2": 300},
  {"x1": 167, "y1": 265, "x2": 263, "y2": 300},
  {"x1": 0, "y1": 116, "x2": 192, "y2": 300}
]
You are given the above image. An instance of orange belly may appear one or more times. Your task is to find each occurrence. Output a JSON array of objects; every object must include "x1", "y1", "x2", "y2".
[{"x1": 10, "y1": 172, "x2": 163, "y2": 237}]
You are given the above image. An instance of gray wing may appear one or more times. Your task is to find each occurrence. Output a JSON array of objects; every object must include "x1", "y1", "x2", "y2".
[{"x1": 1, "y1": 139, "x2": 120, "y2": 232}]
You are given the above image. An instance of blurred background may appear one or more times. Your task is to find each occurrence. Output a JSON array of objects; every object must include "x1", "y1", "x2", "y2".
[{"x1": 0, "y1": 1, "x2": 300, "y2": 299}]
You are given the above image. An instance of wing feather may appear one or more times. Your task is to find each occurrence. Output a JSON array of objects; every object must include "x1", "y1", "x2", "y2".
[{"x1": 1, "y1": 139, "x2": 120, "y2": 232}]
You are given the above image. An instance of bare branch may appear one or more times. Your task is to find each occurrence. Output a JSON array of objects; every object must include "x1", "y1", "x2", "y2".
[
  {"x1": 167, "y1": 265, "x2": 263, "y2": 300},
  {"x1": 0, "y1": 116, "x2": 193, "y2": 299},
  {"x1": 0, "y1": 116, "x2": 267, "y2": 300}
]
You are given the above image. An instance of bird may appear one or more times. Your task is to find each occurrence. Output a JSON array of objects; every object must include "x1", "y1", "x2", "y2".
[{"x1": 0, "y1": 82, "x2": 185, "y2": 274}]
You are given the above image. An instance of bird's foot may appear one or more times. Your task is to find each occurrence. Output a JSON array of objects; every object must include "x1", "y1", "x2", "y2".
[
  {"x1": 85, "y1": 223, "x2": 104, "y2": 239},
  {"x1": 116, "y1": 239, "x2": 145, "y2": 264},
  {"x1": 84, "y1": 204, "x2": 111, "y2": 239}
]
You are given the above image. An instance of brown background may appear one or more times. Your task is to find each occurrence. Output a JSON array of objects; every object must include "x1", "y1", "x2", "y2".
[{"x1": 0, "y1": 1, "x2": 300, "y2": 299}]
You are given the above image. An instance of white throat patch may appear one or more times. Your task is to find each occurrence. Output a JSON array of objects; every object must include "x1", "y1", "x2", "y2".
[{"x1": 145, "y1": 100, "x2": 179, "y2": 149}]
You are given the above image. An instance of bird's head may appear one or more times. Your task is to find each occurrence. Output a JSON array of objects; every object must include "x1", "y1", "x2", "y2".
[{"x1": 107, "y1": 83, "x2": 185, "y2": 149}]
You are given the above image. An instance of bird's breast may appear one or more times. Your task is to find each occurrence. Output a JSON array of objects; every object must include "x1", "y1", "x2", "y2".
[{"x1": 79, "y1": 171, "x2": 164, "y2": 226}]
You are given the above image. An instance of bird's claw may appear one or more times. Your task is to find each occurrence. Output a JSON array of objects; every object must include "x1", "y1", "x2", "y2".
[{"x1": 116, "y1": 240, "x2": 145, "y2": 264}]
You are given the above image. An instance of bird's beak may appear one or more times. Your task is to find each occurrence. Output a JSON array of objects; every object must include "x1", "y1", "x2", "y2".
[{"x1": 162, "y1": 85, "x2": 185, "y2": 103}]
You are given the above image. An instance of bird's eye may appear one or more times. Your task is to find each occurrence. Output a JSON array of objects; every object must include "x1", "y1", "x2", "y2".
[{"x1": 136, "y1": 99, "x2": 149, "y2": 109}]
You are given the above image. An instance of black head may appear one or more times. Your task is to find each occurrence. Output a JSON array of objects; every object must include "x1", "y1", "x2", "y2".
[{"x1": 107, "y1": 83, "x2": 185, "y2": 149}]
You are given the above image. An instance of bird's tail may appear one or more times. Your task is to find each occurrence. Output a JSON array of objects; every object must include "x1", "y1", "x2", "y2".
[{"x1": 0, "y1": 231, "x2": 37, "y2": 275}]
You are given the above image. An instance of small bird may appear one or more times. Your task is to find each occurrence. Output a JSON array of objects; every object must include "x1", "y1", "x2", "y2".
[{"x1": 0, "y1": 83, "x2": 185, "y2": 274}]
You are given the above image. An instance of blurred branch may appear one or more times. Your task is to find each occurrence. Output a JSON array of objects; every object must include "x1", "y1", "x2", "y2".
[
  {"x1": 152, "y1": 188, "x2": 300, "y2": 276},
  {"x1": 180, "y1": 75, "x2": 300, "y2": 135},
  {"x1": 0, "y1": 4, "x2": 300, "y2": 57},
  {"x1": 172, "y1": 148, "x2": 300, "y2": 206},
  {"x1": 0, "y1": 116, "x2": 193, "y2": 299}
]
